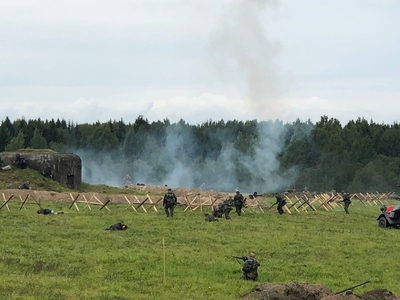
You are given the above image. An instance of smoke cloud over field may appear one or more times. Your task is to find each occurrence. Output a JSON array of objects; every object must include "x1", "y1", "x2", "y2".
[{"x1": 76, "y1": 120, "x2": 296, "y2": 194}]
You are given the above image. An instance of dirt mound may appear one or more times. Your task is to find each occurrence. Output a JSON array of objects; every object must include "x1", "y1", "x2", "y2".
[{"x1": 242, "y1": 282, "x2": 400, "y2": 300}]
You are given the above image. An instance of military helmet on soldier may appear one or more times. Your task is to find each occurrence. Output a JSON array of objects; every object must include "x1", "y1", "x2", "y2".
[{"x1": 248, "y1": 253, "x2": 255, "y2": 258}]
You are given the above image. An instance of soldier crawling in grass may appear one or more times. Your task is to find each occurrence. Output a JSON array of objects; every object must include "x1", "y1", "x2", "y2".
[
  {"x1": 204, "y1": 213, "x2": 218, "y2": 222},
  {"x1": 106, "y1": 223, "x2": 128, "y2": 230}
]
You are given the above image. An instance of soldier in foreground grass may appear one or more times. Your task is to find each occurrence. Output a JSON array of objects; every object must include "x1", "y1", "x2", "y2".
[
  {"x1": 241, "y1": 253, "x2": 261, "y2": 281},
  {"x1": 163, "y1": 188, "x2": 177, "y2": 217}
]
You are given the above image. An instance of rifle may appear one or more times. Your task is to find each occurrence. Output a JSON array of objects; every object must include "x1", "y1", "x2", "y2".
[
  {"x1": 335, "y1": 280, "x2": 370, "y2": 294},
  {"x1": 232, "y1": 256, "x2": 248, "y2": 261}
]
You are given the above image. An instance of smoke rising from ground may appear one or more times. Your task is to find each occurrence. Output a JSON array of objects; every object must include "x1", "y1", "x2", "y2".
[
  {"x1": 209, "y1": 0, "x2": 283, "y2": 118},
  {"x1": 76, "y1": 120, "x2": 297, "y2": 194}
]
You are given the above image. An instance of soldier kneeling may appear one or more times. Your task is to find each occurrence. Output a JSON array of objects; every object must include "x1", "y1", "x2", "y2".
[{"x1": 106, "y1": 223, "x2": 128, "y2": 231}]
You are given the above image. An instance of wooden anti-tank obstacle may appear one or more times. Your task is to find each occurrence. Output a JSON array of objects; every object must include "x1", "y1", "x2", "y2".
[{"x1": 69, "y1": 193, "x2": 111, "y2": 211}]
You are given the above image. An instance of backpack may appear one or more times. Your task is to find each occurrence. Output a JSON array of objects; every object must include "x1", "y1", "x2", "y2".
[{"x1": 242, "y1": 259, "x2": 255, "y2": 273}]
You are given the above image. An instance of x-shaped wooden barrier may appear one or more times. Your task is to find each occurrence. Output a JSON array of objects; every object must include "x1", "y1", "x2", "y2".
[{"x1": 69, "y1": 193, "x2": 111, "y2": 211}]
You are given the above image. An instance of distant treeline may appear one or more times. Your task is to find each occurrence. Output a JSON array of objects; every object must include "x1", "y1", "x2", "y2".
[{"x1": 1, "y1": 115, "x2": 400, "y2": 193}]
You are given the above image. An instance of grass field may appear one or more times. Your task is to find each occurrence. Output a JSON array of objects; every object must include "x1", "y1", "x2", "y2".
[{"x1": 0, "y1": 199, "x2": 398, "y2": 300}]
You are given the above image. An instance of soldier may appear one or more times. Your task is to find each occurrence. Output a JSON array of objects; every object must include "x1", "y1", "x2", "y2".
[
  {"x1": 15, "y1": 153, "x2": 28, "y2": 169},
  {"x1": 37, "y1": 208, "x2": 64, "y2": 215},
  {"x1": 19, "y1": 181, "x2": 30, "y2": 190},
  {"x1": 204, "y1": 213, "x2": 218, "y2": 222},
  {"x1": 106, "y1": 223, "x2": 128, "y2": 231},
  {"x1": 212, "y1": 198, "x2": 233, "y2": 220},
  {"x1": 37, "y1": 208, "x2": 54, "y2": 215},
  {"x1": 275, "y1": 193, "x2": 286, "y2": 215},
  {"x1": 342, "y1": 192, "x2": 352, "y2": 214},
  {"x1": 42, "y1": 165, "x2": 52, "y2": 178},
  {"x1": 163, "y1": 188, "x2": 177, "y2": 217},
  {"x1": 233, "y1": 190, "x2": 245, "y2": 216},
  {"x1": 242, "y1": 253, "x2": 261, "y2": 281}
]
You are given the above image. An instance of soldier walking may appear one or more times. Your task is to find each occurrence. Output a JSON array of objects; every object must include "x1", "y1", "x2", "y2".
[
  {"x1": 342, "y1": 192, "x2": 352, "y2": 214},
  {"x1": 275, "y1": 193, "x2": 286, "y2": 215},
  {"x1": 233, "y1": 190, "x2": 245, "y2": 216},
  {"x1": 163, "y1": 188, "x2": 177, "y2": 217}
]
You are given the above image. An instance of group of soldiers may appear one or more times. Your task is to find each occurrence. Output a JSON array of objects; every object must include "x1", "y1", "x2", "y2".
[{"x1": 162, "y1": 189, "x2": 247, "y2": 220}]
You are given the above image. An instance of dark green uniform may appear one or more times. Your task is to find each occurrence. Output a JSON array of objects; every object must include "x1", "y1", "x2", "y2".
[
  {"x1": 163, "y1": 189, "x2": 177, "y2": 217},
  {"x1": 242, "y1": 256, "x2": 260, "y2": 281},
  {"x1": 275, "y1": 193, "x2": 286, "y2": 215},
  {"x1": 204, "y1": 213, "x2": 218, "y2": 222},
  {"x1": 233, "y1": 191, "x2": 245, "y2": 216},
  {"x1": 342, "y1": 193, "x2": 351, "y2": 214},
  {"x1": 213, "y1": 198, "x2": 233, "y2": 220}
]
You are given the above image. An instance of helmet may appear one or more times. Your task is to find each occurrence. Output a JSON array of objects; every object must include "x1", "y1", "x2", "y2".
[
  {"x1": 168, "y1": 188, "x2": 172, "y2": 192},
  {"x1": 248, "y1": 253, "x2": 255, "y2": 258},
  {"x1": 236, "y1": 190, "x2": 240, "y2": 194},
  {"x1": 345, "y1": 290, "x2": 353, "y2": 295}
]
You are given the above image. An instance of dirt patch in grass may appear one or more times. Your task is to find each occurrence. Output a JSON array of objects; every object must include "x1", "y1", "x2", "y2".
[{"x1": 242, "y1": 282, "x2": 400, "y2": 300}]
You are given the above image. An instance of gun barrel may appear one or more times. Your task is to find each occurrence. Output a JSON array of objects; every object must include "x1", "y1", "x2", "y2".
[
  {"x1": 232, "y1": 256, "x2": 247, "y2": 261},
  {"x1": 335, "y1": 280, "x2": 370, "y2": 294}
]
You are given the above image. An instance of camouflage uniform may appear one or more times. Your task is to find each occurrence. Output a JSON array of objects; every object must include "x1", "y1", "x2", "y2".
[
  {"x1": 163, "y1": 189, "x2": 177, "y2": 217},
  {"x1": 233, "y1": 191, "x2": 245, "y2": 216},
  {"x1": 242, "y1": 253, "x2": 260, "y2": 281}
]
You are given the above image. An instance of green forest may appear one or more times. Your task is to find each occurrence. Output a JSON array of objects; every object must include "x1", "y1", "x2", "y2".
[{"x1": 1, "y1": 115, "x2": 400, "y2": 194}]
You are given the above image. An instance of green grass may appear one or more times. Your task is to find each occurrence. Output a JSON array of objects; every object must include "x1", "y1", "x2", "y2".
[{"x1": 0, "y1": 200, "x2": 398, "y2": 300}]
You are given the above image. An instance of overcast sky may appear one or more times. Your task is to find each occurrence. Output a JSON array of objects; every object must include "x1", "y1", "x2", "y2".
[{"x1": 1, "y1": 0, "x2": 399, "y2": 126}]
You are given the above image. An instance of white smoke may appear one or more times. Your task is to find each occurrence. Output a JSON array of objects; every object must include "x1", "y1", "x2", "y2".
[{"x1": 209, "y1": 0, "x2": 283, "y2": 118}]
